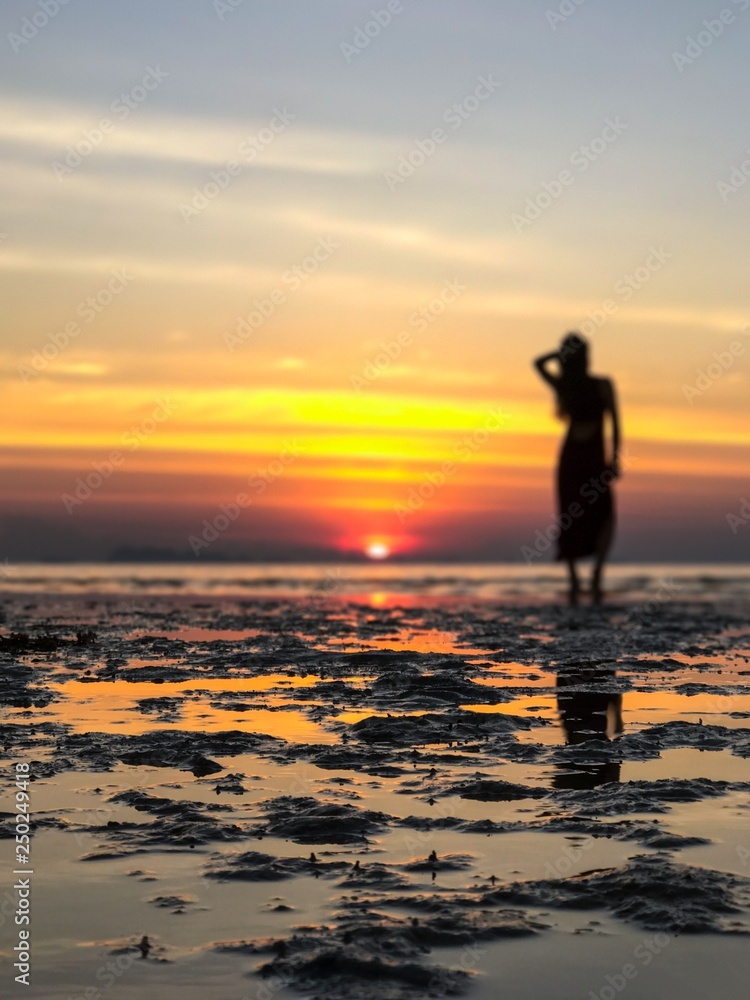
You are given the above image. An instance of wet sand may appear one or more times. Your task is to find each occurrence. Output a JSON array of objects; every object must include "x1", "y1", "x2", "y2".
[{"x1": 2, "y1": 590, "x2": 750, "y2": 999}]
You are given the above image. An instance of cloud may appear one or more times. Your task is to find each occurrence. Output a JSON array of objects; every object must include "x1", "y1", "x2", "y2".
[{"x1": 0, "y1": 97, "x2": 385, "y2": 176}]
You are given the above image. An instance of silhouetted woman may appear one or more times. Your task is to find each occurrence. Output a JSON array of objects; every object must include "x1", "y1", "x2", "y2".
[{"x1": 534, "y1": 333, "x2": 621, "y2": 605}]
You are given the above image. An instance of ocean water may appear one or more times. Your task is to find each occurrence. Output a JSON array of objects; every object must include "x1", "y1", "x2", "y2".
[{"x1": 1, "y1": 562, "x2": 749, "y2": 601}]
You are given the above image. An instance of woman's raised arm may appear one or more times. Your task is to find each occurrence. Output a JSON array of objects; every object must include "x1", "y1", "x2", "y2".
[{"x1": 533, "y1": 351, "x2": 561, "y2": 388}]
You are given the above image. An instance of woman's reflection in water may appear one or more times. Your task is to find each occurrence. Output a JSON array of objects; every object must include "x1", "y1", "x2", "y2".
[{"x1": 554, "y1": 664, "x2": 623, "y2": 790}]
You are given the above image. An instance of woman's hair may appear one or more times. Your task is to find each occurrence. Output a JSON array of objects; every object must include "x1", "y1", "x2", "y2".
[
  {"x1": 556, "y1": 332, "x2": 592, "y2": 418},
  {"x1": 560, "y1": 333, "x2": 588, "y2": 378}
]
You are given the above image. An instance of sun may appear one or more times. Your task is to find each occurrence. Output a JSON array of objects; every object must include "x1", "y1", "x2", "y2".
[{"x1": 365, "y1": 542, "x2": 390, "y2": 560}]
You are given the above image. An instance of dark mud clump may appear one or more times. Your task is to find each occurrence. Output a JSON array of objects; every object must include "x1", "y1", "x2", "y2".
[
  {"x1": 617, "y1": 722, "x2": 750, "y2": 760},
  {"x1": 337, "y1": 861, "x2": 413, "y2": 891},
  {"x1": 526, "y1": 815, "x2": 710, "y2": 850},
  {"x1": 109, "y1": 790, "x2": 235, "y2": 817},
  {"x1": 367, "y1": 666, "x2": 513, "y2": 708},
  {"x1": 553, "y1": 778, "x2": 749, "y2": 816},
  {"x1": 445, "y1": 777, "x2": 547, "y2": 802},
  {"x1": 404, "y1": 852, "x2": 475, "y2": 873},
  {"x1": 148, "y1": 894, "x2": 201, "y2": 913},
  {"x1": 211, "y1": 772, "x2": 249, "y2": 795},
  {"x1": 79, "y1": 792, "x2": 248, "y2": 858},
  {"x1": 203, "y1": 850, "x2": 349, "y2": 882},
  {"x1": 0, "y1": 657, "x2": 55, "y2": 708},
  {"x1": 21, "y1": 729, "x2": 284, "y2": 778},
  {"x1": 485, "y1": 855, "x2": 750, "y2": 933},
  {"x1": 275, "y1": 950, "x2": 466, "y2": 998},
  {"x1": 117, "y1": 748, "x2": 224, "y2": 777},
  {"x1": 350, "y1": 709, "x2": 545, "y2": 747},
  {"x1": 217, "y1": 894, "x2": 545, "y2": 999},
  {"x1": 0, "y1": 631, "x2": 85, "y2": 653},
  {"x1": 258, "y1": 795, "x2": 391, "y2": 845},
  {"x1": 136, "y1": 697, "x2": 184, "y2": 722}
]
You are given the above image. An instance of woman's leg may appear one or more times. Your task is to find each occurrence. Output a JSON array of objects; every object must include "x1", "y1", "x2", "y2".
[
  {"x1": 566, "y1": 559, "x2": 580, "y2": 607},
  {"x1": 592, "y1": 517, "x2": 615, "y2": 604}
]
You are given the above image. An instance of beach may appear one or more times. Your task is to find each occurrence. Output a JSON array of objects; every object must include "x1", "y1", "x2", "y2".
[
  {"x1": 5, "y1": 1, "x2": 749, "y2": 995},
  {"x1": 2, "y1": 565, "x2": 750, "y2": 999}
]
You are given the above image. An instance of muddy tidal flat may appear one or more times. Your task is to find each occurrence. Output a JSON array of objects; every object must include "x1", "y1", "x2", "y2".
[{"x1": 2, "y1": 584, "x2": 750, "y2": 999}]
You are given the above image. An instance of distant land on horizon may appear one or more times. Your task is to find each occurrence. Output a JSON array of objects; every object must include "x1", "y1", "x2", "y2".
[
  {"x1": 1, "y1": 523, "x2": 746, "y2": 563},
  {"x1": 0, "y1": 503, "x2": 747, "y2": 566},
  {"x1": 5, "y1": 546, "x2": 749, "y2": 567}
]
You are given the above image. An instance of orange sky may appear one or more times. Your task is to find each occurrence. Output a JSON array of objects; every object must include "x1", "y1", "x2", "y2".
[{"x1": 2, "y1": 2, "x2": 750, "y2": 562}]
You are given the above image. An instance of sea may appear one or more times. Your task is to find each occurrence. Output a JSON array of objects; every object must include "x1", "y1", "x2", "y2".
[{"x1": 0, "y1": 561, "x2": 748, "y2": 602}]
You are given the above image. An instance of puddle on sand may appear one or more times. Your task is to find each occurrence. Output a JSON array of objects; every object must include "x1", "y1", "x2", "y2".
[
  {"x1": 460, "y1": 924, "x2": 750, "y2": 1000},
  {"x1": 622, "y1": 748, "x2": 750, "y2": 784},
  {"x1": 311, "y1": 626, "x2": 497, "y2": 657},
  {"x1": 13, "y1": 677, "x2": 337, "y2": 741},
  {"x1": 126, "y1": 627, "x2": 264, "y2": 642}
]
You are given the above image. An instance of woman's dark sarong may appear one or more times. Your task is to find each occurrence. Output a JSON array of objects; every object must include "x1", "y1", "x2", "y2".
[{"x1": 556, "y1": 423, "x2": 615, "y2": 561}]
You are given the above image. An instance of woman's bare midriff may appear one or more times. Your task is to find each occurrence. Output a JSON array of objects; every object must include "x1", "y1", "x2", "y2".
[{"x1": 567, "y1": 419, "x2": 601, "y2": 442}]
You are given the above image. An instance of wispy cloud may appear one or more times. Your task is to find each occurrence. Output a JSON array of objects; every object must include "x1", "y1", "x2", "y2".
[{"x1": 0, "y1": 98, "x2": 385, "y2": 176}]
